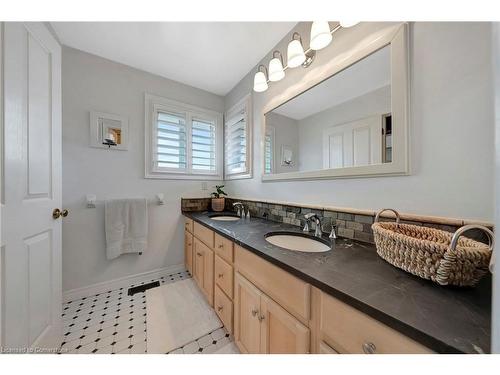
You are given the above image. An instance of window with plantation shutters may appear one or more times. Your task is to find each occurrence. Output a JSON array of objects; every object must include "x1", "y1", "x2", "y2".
[
  {"x1": 145, "y1": 93, "x2": 223, "y2": 179},
  {"x1": 264, "y1": 127, "x2": 275, "y2": 174},
  {"x1": 191, "y1": 118, "x2": 216, "y2": 172},
  {"x1": 155, "y1": 111, "x2": 187, "y2": 170},
  {"x1": 224, "y1": 95, "x2": 252, "y2": 179}
]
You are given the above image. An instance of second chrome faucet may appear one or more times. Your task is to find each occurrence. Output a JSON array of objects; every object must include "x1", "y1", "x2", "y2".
[{"x1": 303, "y1": 213, "x2": 337, "y2": 239}]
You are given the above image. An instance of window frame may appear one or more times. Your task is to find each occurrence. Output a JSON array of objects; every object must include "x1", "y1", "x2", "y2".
[
  {"x1": 145, "y1": 93, "x2": 223, "y2": 180},
  {"x1": 224, "y1": 94, "x2": 253, "y2": 180}
]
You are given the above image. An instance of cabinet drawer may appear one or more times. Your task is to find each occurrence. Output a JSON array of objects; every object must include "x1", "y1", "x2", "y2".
[
  {"x1": 234, "y1": 245, "x2": 310, "y2": 323},
  {"x1": 319, "y1": 292, "x2": 432, "y2": 354},
  {"x1": 319, "y1": 341, "x2": 338, "y2": 354},
  {"x1": 214, "y1": 233, "x2": 234, "y2": 263},
  {"x1": 184, "y1": 217, "x2": 193, "y2": 233},
  {"x1": 194, "y1": 221, "x2": 214, "y2": 249},
  {"x1": 214, "y1": 285, "x2": 233, "y2": 334},
  {"x1": 215, "y1": 255, "x2": 233, "y2": 299}
]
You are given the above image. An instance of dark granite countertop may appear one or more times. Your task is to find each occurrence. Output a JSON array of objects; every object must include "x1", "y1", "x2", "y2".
[{"x1": 184, "y1": 211, "x2": 491, "y2": 354}]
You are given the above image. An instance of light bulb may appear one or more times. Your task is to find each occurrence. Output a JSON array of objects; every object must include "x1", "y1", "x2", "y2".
[
  {"x1": 287, "y1": 39, "x2": 306, "y2": 68},
  {"x1": 253, "y1": 70, "x2": 268, "y2": 92},
  {"x1": 268, "y1": 57, "x2": 285, "y2": 82},
  {"x1": 310, "y1": 21, "x2": 332, "y2": 51},
  {"x1": 339, "y1": 21, "x2": 359, "y2": 28}
]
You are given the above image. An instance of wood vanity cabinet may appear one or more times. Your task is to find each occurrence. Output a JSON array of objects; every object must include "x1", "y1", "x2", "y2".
[
  {"x1": 312, "y1": 288, "x2": 432, "y2": 354},
  {"x1": 184, "y1": 230, "x2": 193, "y2": 275},
  {"x1": 234, "y1": 272, "x2": 310, "y2": 354},
  {"x1": 182, "y1": 215, "x2": 434, "y2": 354},
  {"x1": 193, "y1": 237, "x2": 214, "y2": 307}
]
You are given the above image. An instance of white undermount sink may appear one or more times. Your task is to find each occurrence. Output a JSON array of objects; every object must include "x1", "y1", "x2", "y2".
[
  {"x1": 209, "y1": 215, "x2": 240, "y2": 222},
  {"x1": 265, "y1": 232, "x2": 331, "y2": 253}
]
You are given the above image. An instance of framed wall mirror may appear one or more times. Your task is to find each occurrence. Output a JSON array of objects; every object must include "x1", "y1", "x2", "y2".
[
  {"x1": 90, "y1": 111, "x2": 129, "y2": 150},
  {"x1": 262, "y1": 24, "x2": 409, "y2": 181}
]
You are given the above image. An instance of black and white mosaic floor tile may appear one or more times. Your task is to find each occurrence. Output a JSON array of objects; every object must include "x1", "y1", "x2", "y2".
[
  {"x1": 167, "y1": 327, "x2": 232, "y2": 354},
  {"x1": 60, "y1": 270, "x2": 192, "y2": 354}
]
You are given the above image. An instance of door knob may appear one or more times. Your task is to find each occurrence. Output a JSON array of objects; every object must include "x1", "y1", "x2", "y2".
[{"x1": 53, "y1": 208, "x2": 69, "y2": 219}]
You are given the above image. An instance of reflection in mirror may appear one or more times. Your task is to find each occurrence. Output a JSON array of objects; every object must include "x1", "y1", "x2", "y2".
[
  {"x1": 264, "y1": 45, "x2": 391, "y2": 174},
  {"x1": 100, "y1": 118, "x2": 122, "y2": 145}
]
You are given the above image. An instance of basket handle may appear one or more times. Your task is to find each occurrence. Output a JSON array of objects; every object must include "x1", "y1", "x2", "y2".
[
  {"x1": 374, "y1": 208, "x2": 400, "y2": 224},
  {"x1": 450, "y1": 224, "x2": 494, "y2": 252}
]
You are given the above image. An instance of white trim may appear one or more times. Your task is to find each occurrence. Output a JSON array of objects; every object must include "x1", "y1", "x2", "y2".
[
  {"x1": 62, "y1": 264, "x2": 185, "y2": 303},
  {"x1": 144, "y1": 93, "x2": 223, "y2": 180},
  {"x1": 224, "y1": 94, "x2": 253, "y2": 180},
  {"x1": 262, "y1": 23, "x2": 410, "y2": 182}
]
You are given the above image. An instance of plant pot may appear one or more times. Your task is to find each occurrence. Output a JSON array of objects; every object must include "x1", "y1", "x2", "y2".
[{"x1": 211, "y1": 197, "x2": 225, "y2": 212}]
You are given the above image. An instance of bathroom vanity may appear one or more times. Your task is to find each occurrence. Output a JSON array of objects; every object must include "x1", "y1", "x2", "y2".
[{"x1": 182, "y1": 211, "x2": 491, "y2": 354}]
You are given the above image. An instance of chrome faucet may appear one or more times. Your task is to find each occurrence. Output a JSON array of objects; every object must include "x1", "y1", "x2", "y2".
[
  {"x1": 303, "y1": 213, "x2": 323, "y2": 237},
  {"x1": 329, "y1": 224, "x2": 338, "y2": 239},
  {"x1": 233, "y1": 202, "x2": 245, "y2": 218}
]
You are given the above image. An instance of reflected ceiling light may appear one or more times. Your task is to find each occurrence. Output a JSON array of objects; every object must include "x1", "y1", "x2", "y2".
[
  {"x1": 287, "y1": 32, "x2": 306, "y2": 68},
  {"x1": 339, "y1": 21, "x2": 360, "y2": 28},
  {"x1": 253, "y1": 65, "x2": 268, "y2": 92},
  {"x1": 310, "y1": 21, "x2": 332, "y2": 50},
  {"x1": 268, "y1": 51, "x2": 285, "y2": 82}
]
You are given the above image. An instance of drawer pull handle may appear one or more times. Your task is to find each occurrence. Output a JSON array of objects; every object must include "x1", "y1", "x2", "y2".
[
  {"x1": 251, "y1": 309, "x2": 258, "y2": 317},
  {"x1": 218, "y1": 273, "x2": 224, "y2": 278},
  {"x1": 258, "y1": 315, "x2": 265, "y2": 322},
  {"x1": 217, "y1": 306, "x2": 223, "y2": 312},
  {"x1": 362, "y1": 342, "x2": 376, "y2": 354}
]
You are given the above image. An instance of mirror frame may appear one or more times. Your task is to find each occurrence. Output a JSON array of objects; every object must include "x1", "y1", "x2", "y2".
[{"x1": 261, "y1": 23, "x2": 409, "y2": 181}]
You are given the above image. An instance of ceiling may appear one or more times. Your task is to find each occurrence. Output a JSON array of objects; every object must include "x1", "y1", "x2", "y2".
[
  {"x1": 273, "y1": 45, "x2": 391, "y2": 120},
  {"x1": 51, "y1": 22, "x2": 296, "y2": 96}
]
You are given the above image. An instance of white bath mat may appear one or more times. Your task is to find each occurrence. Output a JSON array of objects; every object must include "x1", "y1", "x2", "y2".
[{"x1": 146, "y1": 278, "x2": 222, "y2": 353}]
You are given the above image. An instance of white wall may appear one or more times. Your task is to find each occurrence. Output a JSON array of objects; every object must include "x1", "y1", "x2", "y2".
[
  {"x1": 297, "y1": 85, "x2": 391, "y2": 171},
  {"x1": 224, "y1": 22, "x2": 494, "y2": 222},
  {"x1": 62, "y1": 47, "x2": 223, "y2": 292}
]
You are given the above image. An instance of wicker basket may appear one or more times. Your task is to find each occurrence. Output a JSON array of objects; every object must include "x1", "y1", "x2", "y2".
[{"x1": 371, "y1": 209, "x2": 494, "y2": 287}]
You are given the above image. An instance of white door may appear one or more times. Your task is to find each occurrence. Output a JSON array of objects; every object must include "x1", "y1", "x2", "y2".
[
  {"x1": 1, "y1": 22, "x2": 62, "y2": 351},
  {"x1": 323, "y1": 115, "x2": 382, "y2": 169}
]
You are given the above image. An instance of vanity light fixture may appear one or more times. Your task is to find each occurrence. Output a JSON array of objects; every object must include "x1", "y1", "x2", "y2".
[
  {"x1": 268, "y1": 51, "x2": 285, "y2": 82},
  {"x1": 253, "y1": 64, "x2": 269, "y2": 92},
  {"x1": 339, "y1": 21, "x2": 359, "y2": 28},
  {"x1": 253, "y1": 21, "x2": 356, "y2": 92},
  {"x1": 310, "y1": 21, "x2": 332, "y2": 50},
  {"x1": 287, "y1": 32, "x2": 306, "y2": 68}
]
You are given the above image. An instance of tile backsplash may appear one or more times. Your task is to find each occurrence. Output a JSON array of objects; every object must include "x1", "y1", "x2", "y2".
[{"x1": 181, "y1": 197, "x2": 491, "y2": 245}]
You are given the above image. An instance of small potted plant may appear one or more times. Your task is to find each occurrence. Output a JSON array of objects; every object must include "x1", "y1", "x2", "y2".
[{"x1": 211, "y1": 185, "x2": 227, "y2": 212}]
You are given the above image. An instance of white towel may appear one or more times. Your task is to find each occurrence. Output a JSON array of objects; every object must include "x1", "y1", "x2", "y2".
[{"x1": 105, "y1": 198, "x2": 148, "y2": 260}]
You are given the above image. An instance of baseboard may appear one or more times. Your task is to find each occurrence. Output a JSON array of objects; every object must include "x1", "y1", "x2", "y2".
[{"x1": 63, "y1": 264, "x2": 185, "y2": 303}]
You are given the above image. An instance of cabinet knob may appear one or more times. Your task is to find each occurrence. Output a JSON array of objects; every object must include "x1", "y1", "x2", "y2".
[
  {"x1": 251, "y1": 308, "x2": 258, "y2": 317},
  {"x1": 258, "y1": 315, "x2": 265, "y2": 322},
  {"x1": 218, "y1": 273, "x2": 224, "y2": 278},
  {"x1": 217, "y1": 306, "x2": 223, "y2": 312},
  {"x1": 362, "y1": 342, "x2": 376, "y2": 354},
  {"x1": 196, "y1": 252, "x2": 202, "y2": 257},
  {"x1": 218, "y1": 244, "x2": 224, "y2": 249}
]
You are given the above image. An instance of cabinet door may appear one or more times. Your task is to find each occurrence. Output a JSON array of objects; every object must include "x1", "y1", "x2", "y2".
[
  {"x1": 185, "y1": 231, "x2": 193, "y2": 275},
  {"x1": 193, "y1": 238, "x2": 204, "y2": 289},
  {"x1": 203, "y1": 246, "x2": 214, "y2": 307},
  {"x1": 234, "y1": 272, "x2": 262, "y2": 354},
  {"x1": 260, "y1": 294, "x2": 310, "y2": 354}
]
